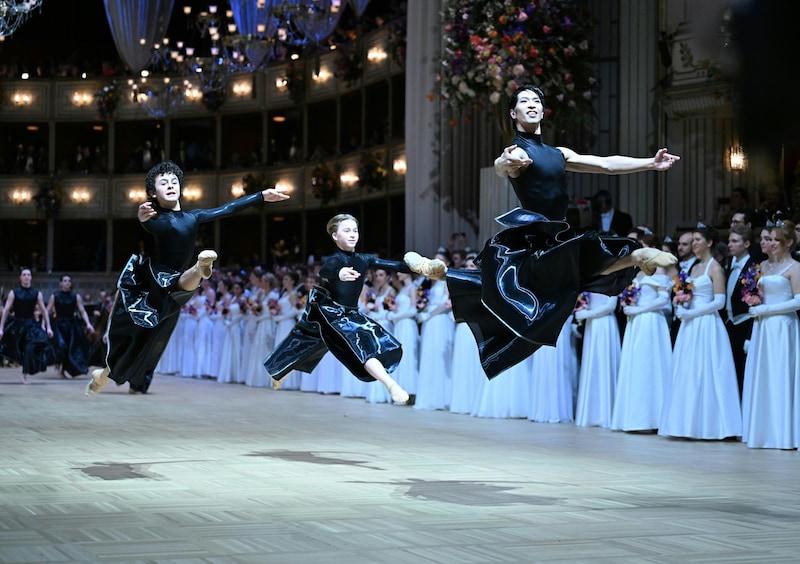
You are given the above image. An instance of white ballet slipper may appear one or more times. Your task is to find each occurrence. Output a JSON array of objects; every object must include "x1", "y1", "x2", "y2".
[
  {"x1": 85, "y1": 367, "x2": 111, "y2": 397},
  {"x1": 404, "y1": 252, "x2": 447, "y2": 281},
  {"x1": 197, "y1": 250, "x2": 218, "y2": 279},
  {"x1": 631, "y1": 248, "x2": 677, "y2": 275}
]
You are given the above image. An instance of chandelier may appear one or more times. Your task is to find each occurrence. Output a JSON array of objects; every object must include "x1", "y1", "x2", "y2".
[{"x1": 0, "y1": 0, "x2": 42, "y2": 40}]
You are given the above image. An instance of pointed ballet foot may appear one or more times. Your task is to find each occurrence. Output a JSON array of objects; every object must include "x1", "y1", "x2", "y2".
[
  {"x1": 404, "y1": 252, "x2": 447, "y2": 281},
  {"x1": 388, "y1": 383, "x2": 409, "y2": 405},
  {"x1": 631, "y1": 248, "x2": 677, "y2": 276},
  {"x1": 20, "y1": 374, "x2": 28, "y2": 385},
  {"x1": 85, "y1": 367, "x2": 111, "y2": 397},
  {"x1": 197, "y1": 250, "x2": 218, "y2": 279}
]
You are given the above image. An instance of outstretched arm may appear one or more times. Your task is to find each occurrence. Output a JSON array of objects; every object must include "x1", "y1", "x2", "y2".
[
  {"x1": 561, "y1": 147, "x2": 680, "y2": 174},
  {"x1": 0, "y1": 290, "x2": 14, "y2": 339},
  {"x1": 494, "y1": 144, "x2": 532, "y2": 178}
]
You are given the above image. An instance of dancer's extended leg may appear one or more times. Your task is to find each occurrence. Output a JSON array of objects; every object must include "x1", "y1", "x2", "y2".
[
  {"x1": 178, "y1": 250, "x2": 218, "y2": 291},
  {"x1": 364, "y1": 357, "x2": 409, "y2": 404}
]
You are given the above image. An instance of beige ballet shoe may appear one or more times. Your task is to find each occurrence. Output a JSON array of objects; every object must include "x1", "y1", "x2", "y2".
[
  {"x1": 85, "y1": 367, "x2": 111, "y2": 397},
  {"x1": 631, "y1": 248, "x2": 678, "y2": 276},
  {"x1": 388, "y1": 382, "x2": 409, "y2": 405},
  {"x1": 404, "y1": 252, "x2": 447, "y2": 281},
  {"x1": 197, "y1": 250, "x2": 218, "y2": 279}
]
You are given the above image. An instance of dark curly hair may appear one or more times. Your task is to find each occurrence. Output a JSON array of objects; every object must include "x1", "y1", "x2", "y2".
[{"x1": 145, "y1": 161, "x2": 184, "y2": 198}]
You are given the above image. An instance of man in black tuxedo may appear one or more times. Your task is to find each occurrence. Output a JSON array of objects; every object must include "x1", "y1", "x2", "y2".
[
  {"x1": 730, "y1": 208, "x2": 767, "y2": 263},
  {"x1": 592, "y1": 189, "x2": 633, "y2": 236},
  {"x1": 723, "y1": 224, "x2": 756, "y2": 399}
]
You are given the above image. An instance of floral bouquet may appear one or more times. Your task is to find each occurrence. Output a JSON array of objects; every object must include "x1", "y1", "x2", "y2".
[
  {"x1": 311, "y1": 162, "x2": 342, "y2": 205},
  {"x1": 740, "y1": 263, "x2": 763, "y2": 306},
  {"x1": 416, "y1": 288, "x2": 430, "y2": 312},
  {"x1": 296, "y1": 294, "x2": 308, "y2": 310},
  {"x1": 267, "y1": 298, "x2": 281, "y2": 316},
  {"x1": 249, "y1": 298, "x2": 263, "y2": 315},
  {"x1": 383, "y1": 293, "x2": 396, "y2": 311},
  {"x1": 358, "y1": 151, "x2": 387, "y2": 192},
  {"x1": 672, "y1": 271, "x2": 694, "y2": 308},
  {"x1": 619, "y1": 284, "x2": 641, "y2": 307},
  {"x1": 363, "y1": 289, "x2": 377, "y2": 311},
  {"x1": 96, "y1": 81, "x2": 119, "y2": 120},
  {"x1": 574, "y1": 291, "x2": 590, "y2": 312}
]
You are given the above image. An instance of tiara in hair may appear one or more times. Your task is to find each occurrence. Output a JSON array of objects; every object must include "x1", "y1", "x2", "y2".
[
  {"x1": 696, "y1": 221, "x2": 708, "y2": 228},
  {"x1": 765, "y1": 219, "x2": 786, "y2": 228}
]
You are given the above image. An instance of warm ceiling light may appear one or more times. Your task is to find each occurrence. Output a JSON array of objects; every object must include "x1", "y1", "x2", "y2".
[
  {"x1": 340, "y1": 171, "x2": 359, "y2": 186},
  {"x1": 367, "y1": 47, "x2": 387, "y2": 63},
  {"x1": 70, "y1": 189, "x2": 91, "y2": 203},
  {"x1": 272, "y1": 115, "x2": 286, "y2": 123},
  {"x1": 729, "y1": 146, "x2": 746, "y2": 171},
  {"x1": 393, "y1": 157, "x2": 407, "y2": 175},
  {"x1": 11, "y1": 189, "x2": 32, "y2": 204}
]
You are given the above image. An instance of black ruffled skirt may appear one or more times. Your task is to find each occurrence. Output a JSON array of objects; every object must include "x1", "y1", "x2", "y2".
[
  {"x1": 52, "y1": 317, "x2": 90, "y2": 377},
  {"x1": 448, "y1": 207, "x2": 640, "y2": 379},
  {"x1": 105, "y1": 254, "x2": 193, "y2": 387},
  {"x1": 264, "y1": 286, "x2": 403, "y2": 382},
  {"x1": 0, "y1": 316, "x2": 53, "y2": 375}
]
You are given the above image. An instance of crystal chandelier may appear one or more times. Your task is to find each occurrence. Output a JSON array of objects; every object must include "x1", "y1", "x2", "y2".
[{"x1": 0, "y1": 0, "x2": 43, "y2": 40}]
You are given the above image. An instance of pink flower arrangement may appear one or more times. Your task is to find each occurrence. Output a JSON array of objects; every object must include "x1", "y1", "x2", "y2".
[
  {"x1": 740, "y1": 264, "x2": 762, "y2": 306},
  {"x1": 267, "y1": 298, "x2": 281, "y2": 316},
  {"x1": 574, "y1": 291, "x2": 590, "y2": 311},
  {"x1": 416, "y1": 288, "x2": 430, "y2": 312},
  {"x1": 439, "y1": 0, "x2": 599, "y2": 136}
]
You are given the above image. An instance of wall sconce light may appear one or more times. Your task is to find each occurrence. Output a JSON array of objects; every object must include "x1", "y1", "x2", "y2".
[
  {"x1": 393, "y1": 157, "x2": 407, "y2": 175},
  {"x1": 72, "y1": 91, "x2": 93, "y2": 107},
  {"x1": 729, "y1": 146, "x2": 746, "y2": 171},
  {"x1": 128, "y1": 188, "x2": 148, "y2": 202},
  {"x1": 274, "y1": 180, "x2": 293, "y2": 194},
  {"x1": 232, "y1": 80, "x2": 252, "y2": 97},
  {"x1": 340, "y1": 171, "x2": 359, "y2": 186},
  {"x1": 13, "y1": 93, "x2": 32, "y2": 106},
  {"x1": 275, "y1": 77, "x2": 288, "y2": 90},
  {"x1": 312, "y1": 68, "x2": 332, "y2": 83},
  {"x1": 70, "y1": 188, "x2": 91, "y2": 203},
  {"x1": 11, "y1": 189, "x2": 32, "y2": 204},
  {"x1": 185, "y1": 85, "x2": 203, "y2": 102},
  {"x1": 367, "y1": 47, "x2": 387, "y2": 63},
  {"x1": 182, "y1": 187, "x2": 202, "y2": 201},
  {"x1": 231, "y1": 182, "x2": 245, "y2": 198}
]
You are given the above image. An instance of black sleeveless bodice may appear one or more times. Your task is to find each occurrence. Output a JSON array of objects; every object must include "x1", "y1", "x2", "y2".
[
  {"x1": 508, "y1": 131, "x2": 568, "y2": 220},
  {"x1": 13, "y1": 286, "x2": 38, "y2": 318},
  {"x1": 53, "y1": 291, "x2": 77, "y2": 318}
]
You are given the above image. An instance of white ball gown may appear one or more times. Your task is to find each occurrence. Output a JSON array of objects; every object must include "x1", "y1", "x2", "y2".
[
  {"x1": 271, "y1": 291, "x2": 301, "y2": 390},
  {"x1": 362, "y1": 287, "x2": 394, "y2": 403},
  {"x1": 472, "y1": 355, "x2": 530, "y2": 419},
  {"x1": 659, "y1": 261, "x2": 742, "y2": 439},
  {"x1": 193, "y1": 295, "x2": 215, "y2": 378},
  {"x1": 244, "y1": 295, "x2": 275, "y2": 388},
  {"x1": 574, "y1": 293, "x2": 620, "y2": 428},
  {"x1": 611, "y1": 275, "x2": 673, "y2": 432},
  {"x1": 528, "y1": 318, "x2": 579, "y2": 423},
  {"x1": 313, "y1": 351, "x2": 343, "y2": 395},
  {"x1": 449, "y1": 321, "x2": 486, "y2": 414},
  {"x1": 413, "y1": 280, "x2": 455, "y2": 411},
  {"x1": 742, "y1": 266, "x2": 800, "y2": 449},
  {"x1": 217, "y1": 298, "x2": 245, "y2": 384},
  {"x1": 385, "y1": 284, "x2": 419, "y2": 396}
]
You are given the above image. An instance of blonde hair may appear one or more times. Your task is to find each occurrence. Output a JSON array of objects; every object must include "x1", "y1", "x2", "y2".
[{"x1": 326, "y1": 213, "x2": 358, "y2": 236}]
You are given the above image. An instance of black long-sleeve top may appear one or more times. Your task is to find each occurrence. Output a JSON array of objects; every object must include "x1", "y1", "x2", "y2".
[
  {"x1": 140, "y1": 192, "x2": 264, "y2": 271},
  {"x1": 318, "y1": 250, "x2": 411, "y2": 308}
]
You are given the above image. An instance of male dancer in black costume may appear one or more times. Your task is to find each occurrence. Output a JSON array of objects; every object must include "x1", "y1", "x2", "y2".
[
  {"x1": 47, "y1": 274, "x2": 95, "y2": 378},
  {"x1": 86, "y1": 161, "x2": 289, "y2": 396},
  {"x1": 406, "y1": 84, "x2": 680, "y2": 379}
]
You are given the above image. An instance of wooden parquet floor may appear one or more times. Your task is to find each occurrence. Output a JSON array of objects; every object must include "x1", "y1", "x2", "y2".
[{"x1": 1, "y1": 366, "x2": 798, "y2": 563}]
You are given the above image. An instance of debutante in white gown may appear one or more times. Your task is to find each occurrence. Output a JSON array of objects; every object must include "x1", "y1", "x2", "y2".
[
  {"x1": 472, "y1": 356, "x2": 530, "y2": 419},
  {"x1": 178, "y1": 305, "x2": 199, "y2": 377},
  {"x1": 193, "y1": 295, "x2": 215, "y2": 378},
  {"x1": 206, "y1": 300, "x2": 227, "y2": 379},
  {"x1": 314, "y1": 352, "x2": 343, "y2": 395},
  {"x1": 272, "y1": 290, "x2": 301, "y2": 390},
  {"x1": 528, "y1": 319, "x2": 579, "y2": 423},
  {"x1": 659, "y1": 261, "x2": 742, "y2": 439},
  {"x1": 449, "y1": 321, "x2": 486, "y2": 414},
  {"x1": 413, "y1": 280, "x2": 455, "y2": 411},
  {"x1": 217, "y1": 299, "x2": 245, "y2": 384},
  {"x1": 244, "y1": 295, "x2": 275, "y2": 388},
  {"x1": 385, "y1": 284, "x2": 419, "y2": 396},
  {"x1": 611, "y1": 275, "x2": 673, "y2": 432},
  {"x1": 362, "y1": 286, "x2": 394, "y2": 403},
  {"x1": 575, "y1": 293, "x2": 620, "y2": 428},
  {"x1": 742, "y1": 265, "x2": 800, "y2": 449}
]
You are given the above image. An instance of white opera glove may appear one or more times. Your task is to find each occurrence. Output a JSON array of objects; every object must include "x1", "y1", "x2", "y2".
[
  {"x1": 748, "y1": 294, "x2": 800, "y2": 318},
  {"x1": 623, "y1": 291, "x2": 670, "y2": 317},
  {"x1": 675, "y1": 293, "x2": 725, "y2": 321},
  {"x1": 577, "y1": 294, "x2": 617, "y2": 320}
]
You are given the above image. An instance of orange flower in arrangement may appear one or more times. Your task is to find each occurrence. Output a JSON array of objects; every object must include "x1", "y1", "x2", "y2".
[
  {"x1": 382, "y1": 293, "x2": 396, "y2": 312},
  {"x1": 267, "y1": 297, "x2": 281, "y2": 316},
  {"x1": 740, "y1": 264, "x2": 762, "y2": 306},
  {"x1": 672, "y1": 271, "x2": 694, "y2": 308}
]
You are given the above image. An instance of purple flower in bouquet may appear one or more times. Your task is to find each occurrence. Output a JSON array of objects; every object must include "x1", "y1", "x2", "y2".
[{"x1": 740, "y1": 263, "x2": 762, "y2": 306}]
